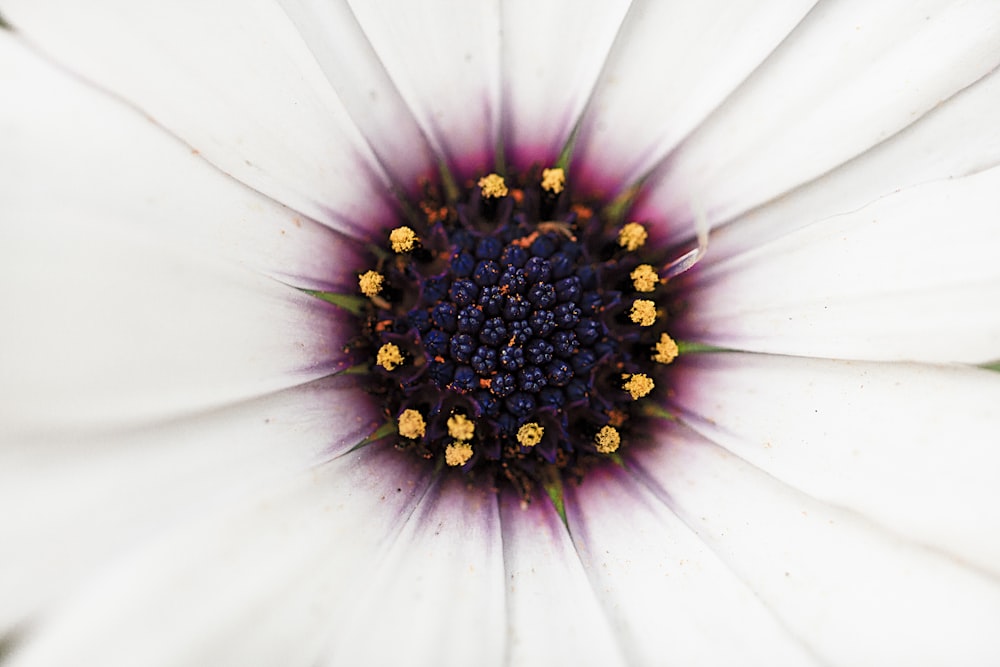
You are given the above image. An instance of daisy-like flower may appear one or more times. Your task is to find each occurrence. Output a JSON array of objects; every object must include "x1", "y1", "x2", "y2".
[{"x1": 3, "y1": 1, "x2": 1000, "y2": 665}]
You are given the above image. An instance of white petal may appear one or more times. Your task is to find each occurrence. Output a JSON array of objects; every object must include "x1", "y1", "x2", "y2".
[
  {"x1": 320, "y1": 473, "x2": 506, "y2": 666},
  {"x1": 276, "y1": 0, "x2": 439, "y2": 191},
  {"x1": 565, "y1": 466, "x2": 819, "y2": 666},
  {"x1": 499, "y1": 0, "x2": 631, "y2": 170},
  {"x1": 635, "y1": 0, "x2": 1000, "y2": 233},
  {"x1": 708, "y1": 64, "x2": 1000, "y2": 261},
  {"x1": 678, "y1": 166, "x2": 1000, "y2": 363},
  {"x1": 1, "y1": 0, "x2": 396, "y2": 230},
  {"x1": 0, "y1": 375, "x2": 380, "y2": 633},
  {"x1": 6, "y1": 442, "x2": 433, "y2": 667},
  {"x1": 631, "y1": 424, "x2": 1000, "y2": 665},
  {"x1": 0, "y1": 32, "x2": 365, "y2": 285},
  {"x1": 346, "y1": 0, "x2": 502, "y2": 178},
  {"x1": 498, "y1": 489, "x2": 626, "y2": 667},
  {"x1": 666, "y1": 353, "x2": 1000, "y2": 580},
  {"x1": 571, "y1": 0, "x2": 816, "y2": 193}
]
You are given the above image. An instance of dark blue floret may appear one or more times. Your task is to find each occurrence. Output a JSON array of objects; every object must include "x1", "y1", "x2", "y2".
[
  {"x1": 480, "y1": 317, "x2": 508, "y2": 346},
  {"x1": 527, "y1": 282, "x2": 556, "y2": 308},
  {"x1": 518, "y1": 365, "x2": 546, "y2": 392},
  {"x1": 471, "y1": 346, "x2": 497, "y2": 375},
  {"x1": 503, "y1": 295, "x2": 530, "y2": 320},
  {"x1": 424, "y1": 276, "x2": 449, "y2": 303},
  {"x1": 491, "y1": 371, "x2": 516, "y2": 397},
  {"x1": 457, "y1": 305, "x2": 485, "y2": 333},
  {"x1": 525, "y1": 339, "x2": 554, "y2": 365},
  {"x1": 451, "y1": 365, "x2": 477, "y2": 392},
  {"x1": 449, "y1": 279, "x2": 478, "y2": 306},
  {"x1": 449, "y1": 333, "x2": 475, "y2": 363},
  {"x1": 528, "y1": 309, "x2": 555, "y2": 337},
  {"x1": 451, "y1": 251, "x2": 475, "y2": 277},
  {"x1": 477, "y1": 286, "x2": 504, "y2": 315},
  {"x1": 475, "y1": 236, "x2": 503, "y2": 260},
  {"x1": 428, "y1": 359, "x2": 455, "y2": 387},
  {"x1": 472, "y1": 260, "x2": 501, "y2": 286},
  {"x1": 538, "y1": 387, "x2": 566, "y2": 408},
  {"x1": 505, "y1": 392, "x2": 536, "y2": 417},
  {"x1": 555, "y1": 276, "x2": 581, "y2": 303},
  {"x1": 407, "y1": 309, "x2": 431, "y2": 333},
  {"x1": 499, "y1": 346, "x2": 525, "y2": 370},
  {"x1": 575, "y1": 318, "x2": 602, "y2": 345},
  {"x1": 566, "y1": 378, "x2": 590, "y2": 402},
  {"x1": 553, "y1": 302, "x2": 581, "y2": 329},
  {"x1": 431, "y1": 302, "x2": 458, "y2": 331},
  {"x1": 500, "y1": 245, "x2": 527, "y2": 267},
  {"x1": 551, "y1": 331, "x2": 579, "y2": 357},
  {"x1": 509, "y1": 320, "x2": 533, "y2": 345},
  {"x1": 572, "y1": 349, "x2": 597, "y2": 373},
  {"x1": 529, "y1": 234, "x2": 557, "y2": 258},
  {"x1": 545, "y1": 360, "x2": 573, "y2": 386},
  {"x1": 523, "y1": 256, "x2": 551, "y2": 283},
  {"x1": 424, "y1": 329, "x2": 449, "y2": 357},
  {"x1": 499, "y1": 268, "x2": 527, "y2": 294}
]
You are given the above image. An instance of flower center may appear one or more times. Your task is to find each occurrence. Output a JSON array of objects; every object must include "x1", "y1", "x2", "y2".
[{"x1": 354, "y1": 166, "x2": 679, "y2": 498}]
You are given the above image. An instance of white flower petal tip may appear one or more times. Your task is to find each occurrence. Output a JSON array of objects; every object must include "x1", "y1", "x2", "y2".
[{"x1": 680, "y1": 166, "x2": 1000, "y2": 363}]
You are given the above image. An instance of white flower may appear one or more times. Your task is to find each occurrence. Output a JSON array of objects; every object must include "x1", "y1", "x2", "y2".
[{"x1": 2, "y1": 1, "x2": 1000, "y2": 665}]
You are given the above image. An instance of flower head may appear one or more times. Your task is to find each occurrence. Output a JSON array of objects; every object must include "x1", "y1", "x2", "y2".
[{"x1": 2, "y1": 2, "x2": 1000, "y2": 665}]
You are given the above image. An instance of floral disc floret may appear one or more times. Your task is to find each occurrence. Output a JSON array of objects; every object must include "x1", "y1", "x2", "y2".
[{"x1": 355, "y1": 167, "x2": 681, "y2": 497}]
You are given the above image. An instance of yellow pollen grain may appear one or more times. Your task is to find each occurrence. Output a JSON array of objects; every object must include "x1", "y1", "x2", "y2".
[
  {"x1": 389, "y1": 226, "x2": 419, "y2": 253},
  {"x1": 629, "y1": 299, "x2": 657, "y2": 327},
  {"x1": 397, "y1": 409, "x2": 426, "y2": 439},
  {"x1": 595, "y1": 425, "x2": 621, "y2": 454},
  {"x1": 358, "y1": 270, "x2": 384, "y2": 297},
  {"x1": 540, "y1": 167, "x2": 565, "y2": 194},
  {"x1": 445, "y1": 441, "x2": 474, "y2": 467},
  {"x1": 622, "y1": 373, "x2": 654, "y2": 399},
  {"x1": 618, "y1": 222, "x2": 648, "y2": 251},
  {"x1": 516, "y1": 422, "x2": 545, "y2": 447},
  {"x1": 478, "y1": 173, "x2": 509, "y2": 198},
  {"x1": 447, "y1": 413, "x2": 475, "y2": 441},
  {"x1": 376, "y1": 343, "x2": 404, "y2": 371},
  {"x1": 630, "y1": 264, "x2": 659, "y2": 292},
  {"x1": 652, "y1": 333, "x2": 680, "y2": 365}
]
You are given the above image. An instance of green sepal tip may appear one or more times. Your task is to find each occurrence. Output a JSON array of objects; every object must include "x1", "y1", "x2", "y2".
[{"x1": 301, "y1": 289, "x2": 366, "y2": 316}]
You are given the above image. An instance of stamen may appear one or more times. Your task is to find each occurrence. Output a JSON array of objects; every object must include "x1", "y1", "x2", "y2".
[
  {"x1": 358, "y1": 270, "x2": 384, "y2": 297},
  {"x1": 652, "y1": 333, "x2": 679, "y2": 364},
  {"x1": 622, "y1": 373, "x2": 654, "y2": 399},
  {"x1": 445, "y1": 441, "x2": 474, "y2": 467},
  {"x1": 516, "y1": 422, "x2": 544, "y2": 447},
  {"x1": 447, "y1": 413, "x2": 476, "y2": 441},
  {"x1": 629, "y1": 299, "x2": 657, "y2": 326},
  {"x1": 595, "y1": 425, "x2": 620, "y2": 454},
  {"x1": 478, "y1": 173, "x2": 509, "y2": 199},
  {"x1": 630, "y1": 264, "x2": 658, "y2": 292},
  {"x1": 376, "y1": 343, "x2": 405, "y2": 371},
  {"x1": 398, "y1": 409, "x2": 426, "y2": 438},
  {"x1": 389, "y1": 226, "x2": 419, "y2": 253},
  {"x1": 540, "y1": 167, "x2": 565, "y2": 194},
  {"x1": 618, "y1": 222, "x2": 647, "y2": 251}
]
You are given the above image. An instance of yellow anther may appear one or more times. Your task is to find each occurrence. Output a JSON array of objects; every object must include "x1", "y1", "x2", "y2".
[
  {"x1": 358, "y1": 270, "x2": 384, "y2": 297},
  {"x1": 629, "y1": 299, "x2": 657, "y2": 327},
  {"x1": 540, "y1": 167, "x2": 566, "y2": 194},
  {"x1": 630, "y1": 264, "x2": 659, "y2": 292},
  {"x1": 376, "y1": 343, "x2": 405, "y2": 371},
  {"x1": 652, "y1": 333, "x2": 680, "y2": 365},
  {"x1": 618, "y1": 222, "x2": 648, "y2": 251},
  {"x1": 398, "y1": 409, "x2": 426, "y2": 439},
  {"x1": 389, "y1": 226, "x2": 419, "y2": 253},
  {"x1": 447, "y1": 413, "x2": 475, "y2": 441},
  {"x1": 445, "y1": 441, "x2": 474, "y2": 467},
  {"x1": 622, "y1": 373, "x2": 654, "y2": 399},
  {"x1": 595, "y1": 425, "x2": 621, "y2": 454},
  {"x1": 478, "y1": 173, "x2": 509, "y2": 198},
  {"x1": 516, "y1": 422, "x2": 545, "y2": 447}
]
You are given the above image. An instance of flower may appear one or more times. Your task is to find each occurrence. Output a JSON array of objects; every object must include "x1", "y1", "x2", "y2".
[{"x1": 2, "y1": 1, "x2": 1000, "y2": 665}]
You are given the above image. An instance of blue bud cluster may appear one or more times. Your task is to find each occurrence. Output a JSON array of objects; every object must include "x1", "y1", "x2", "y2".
[{"x1": 359, "y1": 170, "x2": 675, "y2": 496}]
